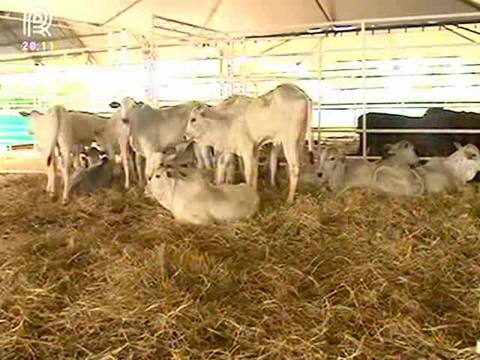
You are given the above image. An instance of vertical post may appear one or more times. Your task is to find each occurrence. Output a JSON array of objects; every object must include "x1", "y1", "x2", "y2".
[
  {"x1": 317, "y1": 37, "x2": 324, "y2": 148},
  {"x1": 219, "y1": 46, "x2": 225, "y2": 98},
  {"x1": 148, "y1": 14, "x2": 157, "y2": 106},
  {"x1": 240, "y1": 37, "x2": 247, "y2": 95},
  {"x1": 226, "y1": 39, "x2": 234, "y2": 96},
  {"x1": 361, "y1": 21, "x2": 367, "y2": 158}
]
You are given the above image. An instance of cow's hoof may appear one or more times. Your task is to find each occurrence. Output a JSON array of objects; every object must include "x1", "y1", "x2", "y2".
[{"x1": 61, "y1": 199, "x2": 69, "y2": 206}]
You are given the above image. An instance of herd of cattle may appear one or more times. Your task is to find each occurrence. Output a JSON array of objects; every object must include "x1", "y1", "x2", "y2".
[{"x1": 18, "y1": 83, "x2": 480, "y2": 225}]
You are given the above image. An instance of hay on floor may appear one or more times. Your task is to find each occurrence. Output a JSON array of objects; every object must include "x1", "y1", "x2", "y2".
[{"x1": 0, "y1": 173, "x2": 479, "y2": 359}]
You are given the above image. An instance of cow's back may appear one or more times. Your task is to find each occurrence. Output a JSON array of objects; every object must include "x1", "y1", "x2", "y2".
[
  {"x1": 67, "y1": 112, "x2": 108, "y2": 143},
  {"x1": 244, "y1": 84, "x2": 309, "y2": 142},
  {"x1": 135, "y1": 102, "x2": 198, "y2": 152},
  {"x1": 208, "y1": 183, "x2": 259, "y2": 221}
]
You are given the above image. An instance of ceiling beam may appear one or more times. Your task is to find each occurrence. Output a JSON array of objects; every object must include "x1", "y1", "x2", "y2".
[
  {"x1": 57, "y1": 20, "x2": 98, "y2": 64},
  {"x1": 442, "y1": 24, "x2": 477, "y2": 43},
  {"x1": 313, "y1": 0, "x2": 333, "y2": 22},
  {"x1": 455, "y1": 24, "x2": 480, "y2": 36},
  {"x1": 101, "y1": 0, "x2": 144, "y2": 26}
]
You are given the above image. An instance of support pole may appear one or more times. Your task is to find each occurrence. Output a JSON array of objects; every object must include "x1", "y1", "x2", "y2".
[
  {"x1": 361, "y1": 21, "x2": 367, "y2": 158},
  {"x1": 240, "y1": 37, "x2": 247, "y2": 95},
  {"x1": 317, "y1": 37, "x2": 324, "y2": 147}
]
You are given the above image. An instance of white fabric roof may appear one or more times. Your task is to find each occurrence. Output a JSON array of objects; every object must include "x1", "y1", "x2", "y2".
[
  {"x1": 0, "y1": 0, "x2": 479, "y2": 65},
  {"x1": 1, "y1": 0, "x2": 479, "y2": 35}
]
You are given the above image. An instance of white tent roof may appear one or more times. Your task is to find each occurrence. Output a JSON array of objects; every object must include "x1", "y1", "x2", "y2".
[
  {"x1": 1, "y1": 0, "x2": 480, "y2": 34},
  {"x1": 0, "y1": 0, "x2": 479, "y2": 65}
]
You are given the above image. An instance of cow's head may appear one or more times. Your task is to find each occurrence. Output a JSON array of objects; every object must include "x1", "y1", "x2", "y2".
[
  {"x1": 109, "y1": 97, "x2": 144, "y2": 125},
  {"x1": 316, "y1": 147, "x2": 346, "y2": 190},
  {"x1": 186, "y1": 104, "x2": 208, "y2": 140},
  {"x1": 450, "y1": 142, "x2": 480, "y2": 182},
  {"x1": 186, "y1": 103, "x2": 226, "y2": 141},
  {"x1": 383, "y1": 140, "x2": 420, "y2": 166},
  {"x1": 146, "y1": 167, "x2": 177, "y2": 206}
]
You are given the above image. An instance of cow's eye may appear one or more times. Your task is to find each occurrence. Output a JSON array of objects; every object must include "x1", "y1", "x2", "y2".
[
  {"x1": 329, "y1": 157, "x2": 336, "y2": 161},
  {"x1": 191, "y1": 117, "x2": 196, "y2": 123},
  {"x1": 155, "y1": 174, "x2": 161, "y2": 178}
]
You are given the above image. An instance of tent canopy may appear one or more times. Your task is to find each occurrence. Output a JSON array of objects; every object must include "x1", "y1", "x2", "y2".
[{"x1": 0, "y1": 0, "x2": 479, "y2": 65}]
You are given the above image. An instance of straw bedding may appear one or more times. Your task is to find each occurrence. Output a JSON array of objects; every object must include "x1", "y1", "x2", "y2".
[{"x1": 0, "y1": 173, "x2": 479, "y2": 359}]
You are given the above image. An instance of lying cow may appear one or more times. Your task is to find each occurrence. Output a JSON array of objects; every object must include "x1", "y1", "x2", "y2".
[
  {"x1": 185, "y1": 83, "x2": 314, "y2": 203},
  {"x1": 109, "y1": 98, "x2": 214, "y2": 185},
  {"x1": 20, "y1": 106, "x2": 118, "y2": 203},
  {"x1": 68, "y1": 150, "x2": 114, "y2": 196},
  {"x1": 416, "y1": 142, "x2": 480, "y2": 193},
  {"x1": 146, "y1": 168, "x2": 260, "y2": 225},
  {"x1": 316, "y1": 140, "x2": 424, "y2": 195}
]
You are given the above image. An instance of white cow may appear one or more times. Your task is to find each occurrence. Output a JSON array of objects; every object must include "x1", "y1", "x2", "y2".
[
  {"x1": 20, "y1": 106, "x2": 116, "y2": 203},
  {"x1": 417, "y1": 142, "x2": 480, "y2": 193},
  {"x1": 316, "y1": 141, "x2": 424, "y2": 195},
  {"x1": 109, "y1": 98, "x2": 215, "y2": 184},
  {"x1": 146, "y1": 167, "x2": 260, "y2": 225},
  {"x1": 185, "y1": 84, "x2": 314, "y2": 203}
]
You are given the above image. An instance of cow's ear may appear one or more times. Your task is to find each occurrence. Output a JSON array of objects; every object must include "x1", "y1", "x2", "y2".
[
  {"x1": 165, "y1": 168, "x2": 175, "y2": 178},
  {"x1": 453, "y1": 142, "x2": 462, "y2": 150},
  {"x1": 383, "y1": 144, "x2": 393, "y2": 157},
  {"x1": 19, "y1": 111, "x2": 30, "y2": 117},
  {"x1": 400, "y1": 140, "x2": 411, "y2": 149},
  {"x1": 109, "y1": 101, "x2": 121, "y2": 109}
]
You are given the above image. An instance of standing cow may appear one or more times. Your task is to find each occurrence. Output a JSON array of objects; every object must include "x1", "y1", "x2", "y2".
[
  {"x1": 109, "y1": 98, "x2": 215, "y2": 184},
  {"x1": 185, "y1": 83, "x2": 314, "y2": 203},
  {"x1": 20, "y1": 106, "x2": 117, "y2": 204}
]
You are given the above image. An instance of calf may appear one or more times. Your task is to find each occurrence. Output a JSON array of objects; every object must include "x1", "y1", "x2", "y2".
[
  {"x1": 185, "y1": 84, "x2": 314, "y2": 203},
  {"x1": 316, "y1": 140, "x2": 424, "y2": 195},
  {"x1": 417, "y1": 142, "x2": 480, "y2": 193},
  {"x1": 68, "y1": 151, "x2": 114, "y2": 196},
  {"x1": 146, "y1": 168, "x2": 260, "y2": 225}
]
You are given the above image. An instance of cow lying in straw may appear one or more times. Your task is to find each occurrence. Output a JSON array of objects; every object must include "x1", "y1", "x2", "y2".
[
  {"x1": 146, "y1": 168, "x2": 259, "y2": 225},
  {"x1": 68, "y1": 149, "x2": 114, "y2": 196},
  {"x1": 416, "y1": 142, "x2": 480, "y2": 193},
  {"x1": 316, "y1": 140, "x2": 424, "y2": 196}
]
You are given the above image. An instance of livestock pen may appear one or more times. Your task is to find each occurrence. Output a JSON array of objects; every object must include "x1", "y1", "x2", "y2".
[{"x1": 1, "y1": 2, "x2": 480, "y2": 358}]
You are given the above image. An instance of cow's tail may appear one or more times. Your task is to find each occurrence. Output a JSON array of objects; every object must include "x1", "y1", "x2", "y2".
[
  {"x1": 46, "y1": 105, "x2": 62, "y2": 167},
  {"x1": 306, "y1": 97, "x2": 314, "y2": 164}
]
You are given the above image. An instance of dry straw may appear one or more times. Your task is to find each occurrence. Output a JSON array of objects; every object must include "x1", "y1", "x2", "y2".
[{"x1": 0, "y1": 174, "x2": 479, "y2": 359}]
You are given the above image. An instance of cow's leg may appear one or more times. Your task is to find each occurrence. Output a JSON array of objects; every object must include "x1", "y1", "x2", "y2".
[
  {"x1": 136, "y1": 154, "x2": 145, "y2": 185},
  {"x1": 193, "y1": 144, "x2": 205, "y2": 169},
  {"x1": 269, "y1": 144, "x2": 281, "y2": 187},
  {"x1": 216, "y1": 152, "x2": 232, "y2": 185},
  {"x1": 46, "y1": 155, "x2": 57, "y2": 197},
  {"x1": 242, "y1": 149, "x2": 258, "y2": 189},
  {"x1": 283, "y1": 141, "x2": 301, "y2": 204},
  {"x1": 120, "y1": 140, "x2": 130, "y2": 189},
  {"x1": 202, "y1": 146, "x2": 214, "y2": 170},
  {"x1": 61, "y1": 152, "x2": 72, "y2": 204}
]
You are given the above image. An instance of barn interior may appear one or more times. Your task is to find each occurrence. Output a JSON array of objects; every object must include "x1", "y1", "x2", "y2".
[{"x1": 1, "y1": 1, "x2": 480, "y2": 358}]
